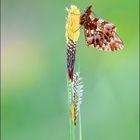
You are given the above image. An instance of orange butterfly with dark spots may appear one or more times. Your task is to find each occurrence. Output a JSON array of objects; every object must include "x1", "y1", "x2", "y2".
[{"x1": 80, "y1": 5, "x2": 124, "y2": 51}]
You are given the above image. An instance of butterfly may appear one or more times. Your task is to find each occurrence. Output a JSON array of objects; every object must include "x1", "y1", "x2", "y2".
[{"x1": 80, "y1": 5, "x2": 124, "y2": 51}]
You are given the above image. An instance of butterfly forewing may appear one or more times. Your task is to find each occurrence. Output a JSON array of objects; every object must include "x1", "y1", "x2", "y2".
[{"x1": 80, "y1": 6, "x2": 124, "y2": 51}]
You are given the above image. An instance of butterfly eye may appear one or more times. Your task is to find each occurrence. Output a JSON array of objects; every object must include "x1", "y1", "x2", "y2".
[
  {"x1": 80, "y1": 15, "x2": 86, "y2": 25},
  {"x1": 80, "y1": 19, "x2": 85, "y2": 25}
]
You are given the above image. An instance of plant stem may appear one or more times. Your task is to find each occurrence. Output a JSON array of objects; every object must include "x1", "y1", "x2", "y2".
[
  {"x1": 70, "y1": 118, "x2": 75, "y2": 140},
  {"x1": 79, "y1": 109, "x2": 82, "y2": 140},
  {"x1": 68, "y1": 80, "x2": 75, "y2": 140}
]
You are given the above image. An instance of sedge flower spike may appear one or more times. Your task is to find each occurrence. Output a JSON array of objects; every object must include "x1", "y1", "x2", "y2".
[
  {"x1": 72, "y1": 72, "x2": 83, "y2": 125},
  {"x1": 65, "y1": 5, "x2": 80, "y2": 81}
]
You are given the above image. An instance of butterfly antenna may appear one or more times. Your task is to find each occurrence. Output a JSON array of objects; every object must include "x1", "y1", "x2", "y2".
[
  {"x1": 74, "y1": 25, "x2": 82, "y2": 32},
  {"x1": 92, "y1": 11, "x2": 96, "y2": 16}
]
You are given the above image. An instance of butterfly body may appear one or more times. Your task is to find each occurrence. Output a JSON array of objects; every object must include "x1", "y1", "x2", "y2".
[{"x1": 80, "y1": 5, "x2": 124, "y2": 51}]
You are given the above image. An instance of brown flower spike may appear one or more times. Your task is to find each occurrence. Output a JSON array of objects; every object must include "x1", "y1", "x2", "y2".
[{"x1": 65, "y1": 5, "x2": 80, "y2": 80}]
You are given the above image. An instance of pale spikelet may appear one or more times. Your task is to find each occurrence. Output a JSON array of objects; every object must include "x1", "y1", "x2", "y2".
[
  {"x1": 72, "y1": 72, "x2": 83, "y2": 125},
  {"x1": 65, "y1": 5, "x2": 80, "y2": 43},
  {"x1": 68, "y1": 80, "x2": 72, "y2": 105}
]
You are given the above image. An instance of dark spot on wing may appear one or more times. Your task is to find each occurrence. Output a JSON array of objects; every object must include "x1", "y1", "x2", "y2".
[
  {"x1": 106, "y1": 32, "x2": 109, "y2": 36},
  {"x1": 93, "y1": 17, "x2": 99, "y2": 22},
  {"x1": 96, "y1": 38, "x2": 99, "y2": 43}
]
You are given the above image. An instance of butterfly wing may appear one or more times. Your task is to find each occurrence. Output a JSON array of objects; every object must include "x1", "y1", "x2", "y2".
[{"x1": 84, "y1": 16, "x2": 124, "y2": 51}]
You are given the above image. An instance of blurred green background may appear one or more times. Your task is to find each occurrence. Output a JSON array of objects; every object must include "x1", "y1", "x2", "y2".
[{"x1": 1, "y1": 0, "x2": 139, "y2": 140}]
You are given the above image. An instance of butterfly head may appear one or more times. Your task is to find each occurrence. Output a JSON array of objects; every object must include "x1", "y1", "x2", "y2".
[
  {"x1": 85, "y1": 5, "x2": 92, "y2": 14},
  {"x1": 80, "y1": 5, "x2": 92, "y2": 25}
]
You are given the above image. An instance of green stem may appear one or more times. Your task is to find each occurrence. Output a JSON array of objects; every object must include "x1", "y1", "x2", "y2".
[
  {"x1": 70, "y1": 118, "x2": 75, "y2": 140},
  {"x1": 79, "y1": 109, "x2": 82, "y2": 140},
  {"x1": 68, "y1": 80, "x2": 75, "y2": 140}
]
